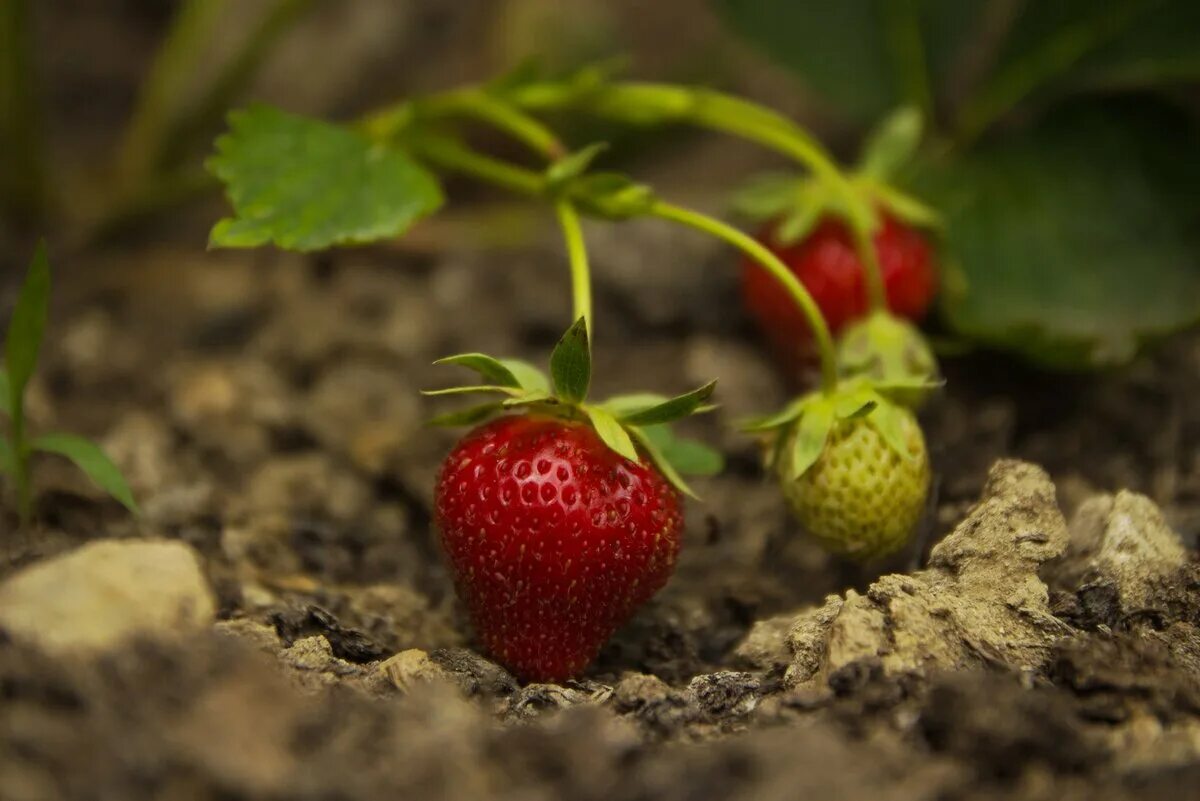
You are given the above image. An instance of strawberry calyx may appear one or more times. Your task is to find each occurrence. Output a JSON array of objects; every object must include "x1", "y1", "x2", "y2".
[
  {"x1": 732, "y1": 107, "x2": 941, "y2": 247},
  {"x1": 837, "y1": 310, "x2": 940, "y2": 407},
  {"x1": 424, "y1": 317, "x2": 722, "y2": 497},
  {"x1": 742, "y1": 378, "x2": 938, "y2": 482}
]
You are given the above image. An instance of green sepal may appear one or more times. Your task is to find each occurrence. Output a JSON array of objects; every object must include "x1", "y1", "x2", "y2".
[
  {"x1": 427, "y1": 403, "x2": 505, "y2": 427},
  {"x1": 584, "y1": 406, "x2": 640, "y2": 463},
  {"x1": 499, "y1": 359, "x2": 551, "y2": 393},
  {"x1": 774, "y1": 199, "x2": 824, "y2": 245},
  {"x1": 630, "y1": 426, "x2": 697, "y2": 500},
  {"x1": 857, "y1": 106, "x2": 922, "y2": 181},
  {"x1": 599, "y1": 393, "x2": 670, "y2": 417},
  {"x1": 864, "y1": 400, "x2": 918, "y2": 462},
  {"x1": 618, "y1": 381, "x2": 716, "y2": 427},
  {"x1": 546, "y1": 142, "x2": 609, "y2": 189},
  {"x1": 569, "y1": 173, "x2": 656, "y2": 219},
  {"x1": 421, "y1": 385, "x2": 524, "y2": 397},
  {"x1": 33, "y1": 433, "x2": 139, "y2": 514},
  {"x1": 433, "y1": 353, "x2": 522, "y2": 388},
  {"x1": 831, "y1": 386, "x2": 878, "y2": 420},
  {"x1": 501, "y1": 392, "x2": 557, "y2": 408},
  {"x1": 861, "y1": 180, "x2": 943, "y2": 231},
  {"x1": 731, "y1": 172, "x2": 803, "y2": 220},
  {"x1": 740, "y1": 394, "x2": 812, "y2": 433},
  {"x1": 6, "y1": 240, "x2": 50, "y2": 417},
  {"x1": 788, "y1": 398, "x2": 835, "y2": 480},
  {"x1": 550, "y1": 317, "x2": 591, "y2": 404}
]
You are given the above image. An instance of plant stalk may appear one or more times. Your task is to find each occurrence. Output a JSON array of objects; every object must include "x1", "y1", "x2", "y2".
[
  {"x1": 648, "y1": 201, "x2": 838, "y2": 393},
  {"x1": 507, "y1": 80, "x2": 889, "y2": 313},
  {"x1": 0, "y1": 0, "x2": 46, "y2": 224},
  {"x1": 554, "y1": 201, "x2": 592, "y2": 331}
]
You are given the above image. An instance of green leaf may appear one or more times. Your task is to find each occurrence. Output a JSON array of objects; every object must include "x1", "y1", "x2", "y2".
[
  {"x1": 861, "y1": 180, "x2": 942, "y2": 230},
  {"x1": 831, "y1": 387, "x2": 878, "y2": 420},
  {"x1": 866, "y1": 402, "x2": 917, "y2": 461},
  {"x1": 619, "y1": 381, "x2": 717, "y2": 426},
  {"x1": 0, "y1": 369, "x2": 10, "y2": 417},
  {"x1": 789, "y1": 400, "x2": 834, "y2": 480},
  {"x1": 0, "y1": 437, "x2": 14, "y2": 475},
  {"x1": 5, "y1": 241, "x2": 50, "y2": 415},
  {"x1": 858, "y1": 106, "x2": 922, "y2": 179},
  {"x1": 731, "y1": 172, "x2": 803, "y2": 220},
  {"x1": 434, "y1": 353, "x2": 521, "y2": 388},
  {"x1": 569, "y1": 173, "x2": 656, "y2": 219},
  {"x1": 550, "y1": 317, "x2": 590, "y2": 403},
  {"x1": 640, "y1": 424, "x2": 725, "y2": 477},
  {"x1": 33, "y1": 433, "x2": 139, "y2": 514},
  {"x1": 208, "y1": 104, "x2": 443, "y2": 251},
  {"x1": 427, "y1": 403, "x2": 504, "y2": 427},
  {"x1": 713, "y1": 0, "x2": 980, "y2": 123},
  {"x1": 630, "y1": 427, "x2": 697, "y2": 499},
  {"x1": 499, "y1": 359, "x2": 551, "y2": 394},
  {"x1": 740, "y1": 395, "x2": 809, "y2": 433},
  {"x1": 584, "y1": 406, "x2": 640, "y2": 463},
  {"x1": 916, "y1": 100, "x2": 1200, "y2": 368}
]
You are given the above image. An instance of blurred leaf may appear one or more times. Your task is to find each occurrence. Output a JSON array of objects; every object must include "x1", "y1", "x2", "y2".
[
  {"x1": 789, "y1": 399, "x2": 834, "y2": 480},
  {"x1": 546, "y1": 142, "x2": 608, "y2": 187},
  {"x1": 629, "y1": 427, "x2": 695, "y2": 498},
  {"x1": 208, "y1": 105, "x2": 443, "y2": 251},
  {"x1": 640, "y1": 424, "x2": 725, "y2": 477},
  {"x1": 713, "y1": 0, "x2": 983, "y2": 123},
  {"x1": 858, "y1": 106, "x2": 923, "y2": 179},
  {"x1": 0, "y1": 437, "x2": 13, "y2": 474},
  {"x1": 33, "y1": 433, "x2": 139, "y2": 514},
  {"x1": 600, "y1": 393, "x2": 670, "y2": 417},
  {"x1": 918, "y1": 101, "x2": 1200, "y2": 368},
  {"x1": 584, "y1": 406, "x2": 640, "y2": 462},
  {"x1": 0, "y1": 368, "x2": 10, "y2": 417},
  {"x1": 1076, "y1": 0, "x2": 1200, "y2": 88},
  {"x1": 866, "y1": 402, "x2": 917, "y2": 461},
  {"x1": 550, "y1": 317, "x2": 591, "y2": 403},
  {"x1": 5, "y1": 240, "x2": 49, "y2": 414}
]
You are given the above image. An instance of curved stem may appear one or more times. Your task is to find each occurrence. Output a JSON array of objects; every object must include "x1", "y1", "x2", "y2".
[
  {"x1": 367, "y1": 87, "x2": 566, "y2": 162},
  {"x1": 410, "y1": 136, "x2": 545, "y2": 196},
  {"x1": 509, "y1": 80, "x2": 888, "y2": 314},
  {"x1": 554, "y1": 200, "x2": 592, "y2": 332},
  {"x1": 649, "y1": 201, "x2": 838, "y2": 393}
]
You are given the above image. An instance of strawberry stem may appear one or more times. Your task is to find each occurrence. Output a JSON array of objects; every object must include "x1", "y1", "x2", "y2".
[
  {"x1": 649, "y1": 201, "x2": 838, "y2": 393},
  {"x1": 554, "y1": 200, "x2": 592, "y2": 333},
  {"x1": 507, "y1": 81, "x2": 889, "y2": 312}
]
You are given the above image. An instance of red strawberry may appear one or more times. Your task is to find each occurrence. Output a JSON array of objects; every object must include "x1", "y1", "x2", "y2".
[
  {"x1": 435, "y1": 414, "x2": 683, "y2": 682},
  {"x1": 741, "y1": 212, "x2": 937, "y2": 369}
]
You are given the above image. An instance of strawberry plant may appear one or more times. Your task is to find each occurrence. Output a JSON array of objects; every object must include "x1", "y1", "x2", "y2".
[
  {"x1": 206, "y1": 65, "x2": 939, "y2": 678},
  {"x1": 1, "y1": 243, "x2": 138, "y2": 528}
]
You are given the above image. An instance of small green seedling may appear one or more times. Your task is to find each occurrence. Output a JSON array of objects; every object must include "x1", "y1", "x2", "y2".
[{"x1": 1, "y1": 243, "x2": 138, "y2": 527}]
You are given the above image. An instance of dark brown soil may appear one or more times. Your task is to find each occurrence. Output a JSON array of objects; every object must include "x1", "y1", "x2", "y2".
[{"x1": 1, "y1": 229, "x2": 1199, "y2": 800}]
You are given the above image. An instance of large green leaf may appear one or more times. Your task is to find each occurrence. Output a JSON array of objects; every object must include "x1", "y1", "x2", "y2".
[
  {"x1": 5, "y1": 241, "x2": 49, "y2": 414},
  {"x1": 208, "y1": 104, "x2": 443, "y2": 251},
  {"x1": 33, "y1": 433, "x2": 139, "y2": 514},
  {"x1": 712, "y1": 0, "x2": 982, "y2": 123},
  {"x1": 918, "y1": 102, "x2": 1200, "y2": 368}
]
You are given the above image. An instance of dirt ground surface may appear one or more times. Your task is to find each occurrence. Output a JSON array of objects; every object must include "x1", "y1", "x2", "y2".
[{"x1": 1, "y1": 227, "x2": 1198, "y2": 800}]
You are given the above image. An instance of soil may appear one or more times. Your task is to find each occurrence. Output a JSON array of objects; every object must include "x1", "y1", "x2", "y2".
[{"x1": 1, "y1": 224, "x2": 1199, "y2": 800}]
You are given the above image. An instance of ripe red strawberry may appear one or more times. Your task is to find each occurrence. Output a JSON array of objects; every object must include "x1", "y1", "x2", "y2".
[
  {"x1": 435, "y1": 415, "x2": 683, "y2": 682},
  {"x1": 741, "y1": 212, "x2": 937, "y2": 368}
]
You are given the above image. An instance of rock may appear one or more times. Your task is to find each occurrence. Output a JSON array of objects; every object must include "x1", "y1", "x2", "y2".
[
  {"x1": 687, "y1": 672, "x2": 761, "y2": 719},
  {"x1": 777, "y1": 460, "x2": 1071, "y2": 686},
  {"x1": 429, "y1": 648, "x2": 519, "y2": 696},
  {"x1": 0, "y1": 540, "x2": 215, "y2": 653},
  {"x1": 732, "y1": 613, "x2": 794, "y2": 671},
  {"x1": 1066, "y1": 491, "x2": 1189, "y2": 612},
  {"x1": 379, "y1": 649, "x2": 451, "y2": 692},
  {"x1": 506, "y1": 680, "x2": 614, "y2": 720}
]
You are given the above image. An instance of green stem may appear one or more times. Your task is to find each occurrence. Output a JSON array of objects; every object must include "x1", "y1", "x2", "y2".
[
  {"x1": 159, "y1": 0, "x2": 318, "y2": 168},
  {"x1": 649, "y1": 201, "x2": 838, "y2": 393},
  {"x1": 367, "y1": 87, "x2": 567, "y2": 162},
  {"x1": 117, "y1": 0, "x2": 229, "y2": 188},
  {"x1": 509, "y1": 80, "x2": 888, "y2": 314},
  {"x1": 410, "y1": 136, "x2": 546, "y2": 196},
  {"x1": 0, "y1": 0, "x2": 45, "y2": 224},
  {"x1": 883, "y1": 0, "x2": 934, "y2": 120},
  {"x1": 554, "y1": 201, "x2": 592, "y2": 331}
]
